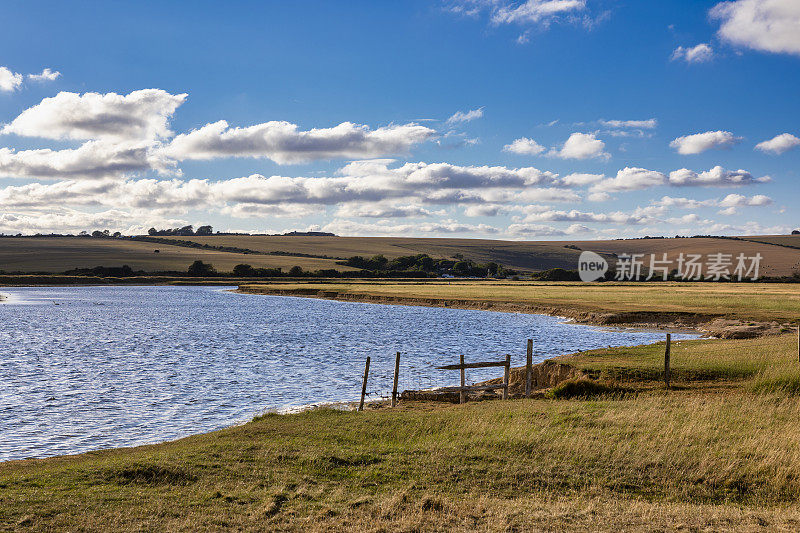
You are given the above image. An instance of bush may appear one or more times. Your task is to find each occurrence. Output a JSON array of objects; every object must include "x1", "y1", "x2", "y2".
[
  {"x1": 547, "y1": 378, "x2": 620, "y2": 399},
  {"x1": 187, "y1": 260, "x2": 216, "y2": 276}
]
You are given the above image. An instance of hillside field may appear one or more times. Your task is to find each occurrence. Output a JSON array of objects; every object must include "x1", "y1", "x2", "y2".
[{"x1": 1, "y1": 234, "x2": 800, "y2": 276}]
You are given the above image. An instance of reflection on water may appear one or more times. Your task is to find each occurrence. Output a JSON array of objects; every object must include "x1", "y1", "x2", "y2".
[{"x1": 0, "y1": 285, "x2": 698, "y2": 461}]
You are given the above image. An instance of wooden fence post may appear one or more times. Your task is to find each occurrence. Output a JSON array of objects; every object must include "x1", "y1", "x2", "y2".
[
  {"x1": 664, "y1": 333, "x2": 671, "y2": 389},
  {"x1": 391, "y1": 351, "x2": 400, "y2": 407},
  {"x1": 459, "y1": 354, "x2": 466, "y2": 404},
  {"x1": 797, "y1": 326, "x2": 799, "y2": 363},
  {"x1": 358, "y1": 356, "x2": 371, "y2": 412},
  {"x1": 503, "y1": 354, "x2": 511, "y2": 400},
  {"x1": 525, "y1": 339, "x2": 533, "y2": 398}
]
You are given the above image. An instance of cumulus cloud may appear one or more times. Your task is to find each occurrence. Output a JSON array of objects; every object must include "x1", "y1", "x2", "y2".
[
  {"x1": 717, "y1": 193, "x2": 772, "y2": 207},
  {"x1": 446, "y1": 108, "x2": 484, "y2": 125},
  {"x1": 671, "y1": 43, "x2": 714, "y2": 63},
  {"x1": 0, "y1": 66, "x2": 23, "y2": 92},
  {"x1": 668, "y1": 166, "x2": 770, "y2": 187},
  {"x1": 669, "y1": 130, "x2": 741, "y2": 154},
  {"x1": 591, "y1": 167, "x2": 666, "y2": 192},
  {"x1": 2, "y1": 89, "x2": 187, "y2": 141},
  {"x1": 163, "y1": 120, "x2": 435, "y2": 164},
  {"x1": 27, "y1": 68, "x2": 61, "y2": 82},
  {"x1": 503, "y1": 137, "x2": 545, "y2": 155},
  {"x1": 711, "y1": 0, "x2": 800, "y2": 56},
  {"x1": 549, "y1": 132, "x2": 609, "y2": 160},
  {"x1": 516, "y1": 207, "x2": 652, "y2": 225},
  {"x1": 755, "y1": 133, "x2": 800, "y2": 154},
  {"x1": 322, "y1": 218, "x2": 501, "y2": 237},
  {"x1": 561, "y1": 172, "x2": 605, "y2": 186},
  {"x1": 0, "y1": 141, "x2": 177, "y2": 181}
]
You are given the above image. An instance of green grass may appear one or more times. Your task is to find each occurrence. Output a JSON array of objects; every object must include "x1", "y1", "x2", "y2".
[{"x1": 4, "y1": 334, "x2": 800, "y2": 531}]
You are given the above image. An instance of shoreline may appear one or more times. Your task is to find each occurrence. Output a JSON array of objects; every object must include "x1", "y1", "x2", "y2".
[{"x1": 236, "y1": 286, "x2": 783, "y2": 339}]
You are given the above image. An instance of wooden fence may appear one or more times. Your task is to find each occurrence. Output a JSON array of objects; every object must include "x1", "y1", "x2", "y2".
[{"x1": 436, "y1": 354, "x2": 511, "y2": 404}]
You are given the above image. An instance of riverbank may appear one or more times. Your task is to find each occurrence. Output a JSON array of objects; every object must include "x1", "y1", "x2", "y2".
[
  {"x1": 3, "y1": 334, "x2": 800, "y2": 531},
  {"x1": 238, "y1": 280, "x2": 800, "y2": 338}
]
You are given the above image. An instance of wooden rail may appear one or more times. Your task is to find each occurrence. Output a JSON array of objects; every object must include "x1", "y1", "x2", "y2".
[{"x1": 437, "y1": 354, "x2": 511, "y2": 404}]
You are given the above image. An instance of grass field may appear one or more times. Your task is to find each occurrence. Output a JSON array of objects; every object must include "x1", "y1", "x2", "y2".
[
  {"x1": 160, "y1": 234, "x2": 800, "y2": 276},
  {"x1": 3, "y1": 333, "x2": 800, "y2": 531},
  {"x1": 0, "y1": 237, "x2": 352, "y2": 273},
  {"x1": 240, "y1": 280, "x2": 800, "y2": 323},
  {"x1": 4, "y1": 234, "x2": 798, "y2": 276}
]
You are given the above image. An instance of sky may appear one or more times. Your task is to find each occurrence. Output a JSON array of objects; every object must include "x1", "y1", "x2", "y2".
[{"x1": 0, "y1": 0, "x2": 798, "y2": 239}]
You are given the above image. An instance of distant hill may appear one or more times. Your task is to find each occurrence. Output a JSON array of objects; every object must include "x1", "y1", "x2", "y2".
[{"x1": 1, "y1": 234, "x2": 799, "y2": 277}]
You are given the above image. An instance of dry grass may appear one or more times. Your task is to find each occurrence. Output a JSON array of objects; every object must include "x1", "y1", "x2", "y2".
[
  {"x1": 241, "y1": 280, "x2": 800, "y2": 323},
  {"x1": 0, "y1": 237, "x2": 349, "y2": 273},
  {"x1": 160, "y1": 234, "x2": 800, "y2": 275}
]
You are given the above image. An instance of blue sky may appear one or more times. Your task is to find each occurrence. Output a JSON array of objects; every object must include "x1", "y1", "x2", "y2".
[{"x1": 0, "y1": 0, "x2": 798, "y2": 238}]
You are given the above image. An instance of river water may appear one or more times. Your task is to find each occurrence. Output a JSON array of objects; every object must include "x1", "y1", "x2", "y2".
[{"x1": 0, "y1": 285, "x2": 698, "y2": 461}]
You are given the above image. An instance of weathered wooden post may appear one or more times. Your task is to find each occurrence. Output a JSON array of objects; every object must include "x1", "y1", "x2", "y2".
[
  {"x1": 797, "y1": 326, "x2": 799, "y2": 363},
  {"x1": 459, "y1": 354, "x2": 466, "y2": 404},
  {"x1": 525, "y1": 339, "x2": 533, "y2": 398},
  {"x1": 503, "y1": 354, "x2": 511, "y2": 400},
  {"x1": 391, "y1": 351, "x2": 400, "y2": 407},
  {"x1": 358, "y1": 356, "x2": 371, "y2": 412},
  {"x1": 664, "y1": 333, "x2": 671, "y2": 389}
]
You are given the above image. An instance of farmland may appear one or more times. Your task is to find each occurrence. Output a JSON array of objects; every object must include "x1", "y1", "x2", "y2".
[{"x1": 2, "y1": 233, "x2": 800, "y2": 276}]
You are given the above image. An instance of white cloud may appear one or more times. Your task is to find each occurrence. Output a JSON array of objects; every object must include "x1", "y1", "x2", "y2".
[
  {"x1": 717, "y1": 193, "x2": 772, "y2": 207},
  {"x1": 549, "y1": 132, "x2": 609, "y2": 160},
  {"x1": 599, "y1": 119, "x2": 657, "y2": 129},
  {"x1": 27, "y1": 68, "x2": 61, "y2": 82},
  {"x1": 755, "y1": 133, "x2": 800, "y2": 154},
  {"x1": 0, "y1": 66, "x2": 23, "y2": 92},
  {"x1": 322, "y1": 218, "x2": 500, "y2": 237},
  {"x1": 587, "y1": 191, "x2": 611, "y2": 202},
  {"x1": 671, "y1": 44, "x2": 714, "y2": 63},
  {"x1": 591, "y1": 167, "x2": 666, "y2": 192},
  {"x1": 446, "y1": 108, "x2": 484, "y2": 125},
  {"x1": 163, "y1": 120, "x2": 435, "y2": 164},
  {"x1": 668, "y1": 166, "x2": 770, "y2": 187},
  {"x1": 2, "y1": 90, "x2": 187, "y2": 141},
  {"x1": 711, "y1": 0, "x2": 800, "y2": 56},
  {"x1": 492, "y1": 0, "x2": 586, "y2": 25},
  {"x1": 503, "y1": 137, "x2": 546, "y2": 155},
  {"x1": 505, "y1": 223, "x2": 572, "y2": 237},
  {"x1": 517, "y1": 207, "x2": 652, "y2": 225},
  {"x1": 561, "y1": 172, "x2": 605, "y2": 186},
  {"x1": 669, "y1": 130, "x2": 741, "y2": 155},
  {"x1": 0, "y1": 140, "x2": 177, "y2": 181},
  {"x1": 335, "y1": 203, "x2": 433, "y2": 218}
]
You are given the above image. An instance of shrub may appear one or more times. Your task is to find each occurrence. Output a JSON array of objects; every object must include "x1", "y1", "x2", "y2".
[{"x1": 547, "y1": 378, "x2": 620, "y2": 399}]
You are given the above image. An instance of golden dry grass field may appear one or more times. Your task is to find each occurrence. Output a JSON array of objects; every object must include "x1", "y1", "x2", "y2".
[
  {"x1": 240, "y1": 280, "x2": 800, "y2": 323},
  {"x1": 2, "y1": 234, "x2": 800, "y2": 275},
  {"x1": 0, "y1": 237, "x2": 351, "y2": 273},
  {"x1": 164, "y1": 234, "x2": 800, "y2": 276}
]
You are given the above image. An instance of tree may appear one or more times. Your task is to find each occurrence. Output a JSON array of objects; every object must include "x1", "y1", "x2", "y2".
[
  {"x1": 233, "y1": 263, "x2": 255, "y2": 276},
  {"x1": 196, "y1": 225, "x2": 213, "y2": 236},
  {"x1": 148, "y1": 228, "x2": 157, "y2": 235},
  {"x1": 793, "y1": 230, "x2": 800, "y2": 235},
  {"x1": 91, "y1": 230, "x2": 104, "y2": 238},
  {"x1": 187, "y1": 260, "x2": 216, "y2": 276},
  {"x1": 288, "y1": 265, "x2": 303, "y2": 276}
]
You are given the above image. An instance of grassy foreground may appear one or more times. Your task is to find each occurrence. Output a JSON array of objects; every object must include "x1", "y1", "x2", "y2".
[{"x1": 4, "y1": 334, "x2": 800, "y2": 531}]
